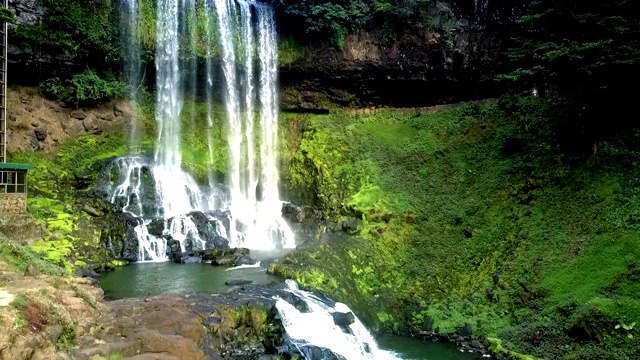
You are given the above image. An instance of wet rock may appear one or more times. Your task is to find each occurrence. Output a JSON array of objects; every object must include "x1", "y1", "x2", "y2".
[
  {"x1": 171, "y1": 252, "x2": 190, "y2": 264},
  {"x1": 341, "y1": 218, "x2": 363, "y2": 235},
  {"x1": 181, "y1": 256, "x2": 202, "y2": 264},
  {"x1": 146, "y1": 218, "x2": 165, "y2": 237},
  {"x1": 225, "y1": 279, "x2": 253, "y2": 286},
  {"x1": 205, "y1": 235, "x2": 230, "y2": 250},
  {"x1": 234, "y1": 256, "x2": 257, "y2": 266},
  {"x1": 332, "y1": 311, "x2": 355, "y2": 327},
  {"x1": 70, "y1": 109, "x2": 87, "y2": 120},
  {"x1": 279, "y1": 292, "x2": 310, "y2": 313},
  {"x1": 286, "y1": 343, "x2": 346, "y2": 360}
]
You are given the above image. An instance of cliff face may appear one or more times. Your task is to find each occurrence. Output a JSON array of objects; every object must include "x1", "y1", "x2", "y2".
[
  {"x1": 6, "y1": 0, "x2": 52, "y2": 85},
  {"x1": 6, "y1": 0, "x2": 504, "y2": 108},
  {"x1": 280, "y1": 29, "x2": 504, "y2": 110}
]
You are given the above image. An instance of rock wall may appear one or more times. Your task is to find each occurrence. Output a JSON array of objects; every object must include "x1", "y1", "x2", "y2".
[
  {"x1": 0, "y1": 193, "x2": 27, "y2": 213},
  {"x1": 281, "y1": 29, "x2": 504, "y2": 110}
]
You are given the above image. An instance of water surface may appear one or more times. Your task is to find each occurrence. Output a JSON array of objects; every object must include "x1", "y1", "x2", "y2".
[
  {"x1": 99, "y1": 258, "x2": 484, "y2": 360},
  {"x1": 378, "y1": 334, "x2": 484, "y2": 360},
  {"x1": 99, "y1": 249, "x2": 288, "y2": 300}
]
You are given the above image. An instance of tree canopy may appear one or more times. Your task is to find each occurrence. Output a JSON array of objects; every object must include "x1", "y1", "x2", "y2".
[{"x1": 501, "y1": 0, "x2": 640, "y2": 91}]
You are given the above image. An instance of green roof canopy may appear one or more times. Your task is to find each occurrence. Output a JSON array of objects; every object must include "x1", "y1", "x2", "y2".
[{"x1": 0, "y1": 163, "x2": 35, "y2": 170}]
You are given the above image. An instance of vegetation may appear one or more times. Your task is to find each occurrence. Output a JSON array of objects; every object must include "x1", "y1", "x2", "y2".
[
  {"x1": 9, "y1": 134, "x2": 131, "y2": 272},
  {"x1": 274, "y1": 0, "x2": 456, "y2": 47},
  {"x1": 41, "y1": 70, "x2": 125, "y2": 107},
  {"x1": 272, "y1": 97, "x2": 640, "y2": 359},
  {"x1": 0, "y1": 235, "x2": 66, "y2": 276},
  {"x1": 0, "y1": 4, "x2": 16, "y2": 24}
]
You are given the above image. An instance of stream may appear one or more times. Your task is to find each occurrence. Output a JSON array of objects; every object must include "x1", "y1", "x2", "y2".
[{"x1": 99, "y1": 259, "x2": 484, "y2": 360}]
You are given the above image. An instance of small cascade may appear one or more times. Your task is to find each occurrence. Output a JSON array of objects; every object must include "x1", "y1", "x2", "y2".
[
  {"x1": 275, "y1": 280, "x2": 401, "y2": 360},
  {"x1": 104, "y1": 156, "x2": 222, "y2": 261},
  {"x1": 134, "y1": 221, "x2": 167, "y2": 262}
]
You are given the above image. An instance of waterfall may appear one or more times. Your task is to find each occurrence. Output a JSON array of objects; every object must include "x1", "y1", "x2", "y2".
[
  {"x1": 276, "y1": 280, "x2": 401, "y2": 360},
  {"x1": 154, "y1": 0, "x2": 182, "y2": 170},
  {"x1": 214, "y1": 0, "x2": 295, "y2": 249},
  {"x1": 120, "y1": 0, "x2": 141, "y2": 151},
  {"x1": 112, "y1": 0, "x2": 295, "y2": 261}
]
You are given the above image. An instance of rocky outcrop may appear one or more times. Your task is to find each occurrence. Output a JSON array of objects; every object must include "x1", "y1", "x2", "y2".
[
  {"x1": 280, "y1": 30, "x2": 504, "y2": 109},
  {"x1": 0, "y1": 272, "x2": 102, "y2": 360},
  {"x1": 72, "y1": 283, "x2": 344, "y2": 360},
  {"x1": 5, "y1": 87, "x2": 135, "y2": 153}
]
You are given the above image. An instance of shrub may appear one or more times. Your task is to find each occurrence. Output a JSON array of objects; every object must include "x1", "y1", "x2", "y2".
[{"x1": 41, "y1": 70, "x2": 124, "y2": 107}]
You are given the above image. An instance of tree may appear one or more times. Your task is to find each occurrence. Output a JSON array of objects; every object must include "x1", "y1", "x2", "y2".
[{"x1": 501, "y1": 0, "x2": 640, "y2": 91}]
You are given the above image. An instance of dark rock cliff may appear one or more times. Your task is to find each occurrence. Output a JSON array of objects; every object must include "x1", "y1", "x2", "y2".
[{"x1": 280, "y1": 29, "x2": 505, "y2": 111}]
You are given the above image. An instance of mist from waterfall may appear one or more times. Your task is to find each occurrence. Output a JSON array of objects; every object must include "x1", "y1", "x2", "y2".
[{"x1": 112, "y1": 0, "x2": 294, "y2": 260}]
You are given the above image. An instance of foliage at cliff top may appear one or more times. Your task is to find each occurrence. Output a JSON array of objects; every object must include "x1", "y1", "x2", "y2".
[
  {"x1": 12, "y1": 0, "x2": 118, "y2": 69},
  {"x1": 274, "y1": 98, "x2": 640, "y2": 359},
  {"x1": 502, "y1": 0, "x2": 640, "y2": 91},
  {"x1": 274, "y1": 0, "x2": 528, "y2": 47}
]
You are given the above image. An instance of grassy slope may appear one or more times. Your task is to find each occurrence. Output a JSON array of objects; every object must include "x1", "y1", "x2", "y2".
[{"x1": 273, "y1": 99, "x2": 640, "y2": 359}]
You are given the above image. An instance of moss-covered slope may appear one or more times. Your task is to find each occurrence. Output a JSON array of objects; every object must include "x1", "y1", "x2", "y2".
[{"x1": 273, "y1": 99, "x2": 640, "y2": 359}]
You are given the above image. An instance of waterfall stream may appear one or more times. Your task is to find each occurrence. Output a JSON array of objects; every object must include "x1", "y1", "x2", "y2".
[
  {"x1": 276, "y1": 280, "x2": 401, "y2": 360},
  {"x1": 111, "y1": 0, "x2": 294, "y2": 261}
]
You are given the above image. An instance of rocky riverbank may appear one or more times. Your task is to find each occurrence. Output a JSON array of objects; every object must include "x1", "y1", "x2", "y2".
[{"x1": 0, "y1": 249, "x2": 358, "y2": 360}]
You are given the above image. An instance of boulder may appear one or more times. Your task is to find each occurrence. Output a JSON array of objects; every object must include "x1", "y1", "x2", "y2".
[
  {"x1": 331, "y1": 311, "x2": 355, "y2": 327},
  {"x1": 114, "y1": 103, "x2": 125, "y2": 116},
  {"x1": 33, "y1": 127, "x2": 47, "y2": 141},
  {"x1": 70, "y1": 109, "x2": 87, "y2": 120},
  {"x1": 234, "y1": 256, "x2": 257, "y2": 266},
  {"x1": 279, "y1": 292, "x2": 310, "y2": 313},
  {"x1": 82, "y1": 117, "x2": 103, "y2": 134}
]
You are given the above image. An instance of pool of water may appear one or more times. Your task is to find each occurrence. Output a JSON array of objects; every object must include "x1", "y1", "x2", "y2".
[
  {"x1": 98, "y1": 257, "x2": 484, "y2": 360},
  {"x1": 378, "y1": 335, "x2": 484, "y2": 360},
  {"x1": 98, "y1": 249, "x2": 289, "y2": 300}
]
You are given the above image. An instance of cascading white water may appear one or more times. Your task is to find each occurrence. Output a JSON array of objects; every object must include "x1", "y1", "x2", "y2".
[
  {"x1": 215, "y1": 0, "x2": 295, "y2": 249},
  {"x1": 215, "y1": 0, "x2": 243, "y2": 205},
  {"x1": 239, "y1": 0, "x2": 256, "y2": 206},
  {"x1": 155, "y1": 0, "x2": 182, "y2": 170},
  {"x1": 106, "y1": 156, "x2": 214, "y2": 261},
  {"x1": 112, "y1": 0, "x2": 296, "y2": 261},
  {"x1": 276, "y1": 280, "x2": 401, "y2": 360}
]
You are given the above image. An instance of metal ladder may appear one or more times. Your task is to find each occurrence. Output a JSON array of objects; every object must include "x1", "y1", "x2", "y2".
[{"x1": 0, "y1": 0, "x2": 7, "y2": 163}]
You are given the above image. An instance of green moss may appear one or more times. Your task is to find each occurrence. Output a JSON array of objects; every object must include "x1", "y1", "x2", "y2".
[
  {"x1": 0, "y1": 237, "x2": 66, "y2": 276},
  {"x1": 486, "y1": 338, "x2": 539, "y2": 360},
  {"x1": 278, "y1": 36, "x2": 306, "y2": 66},
  {"x1": 278, "y1": 99, "x2": 640, "y2": 358}
]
